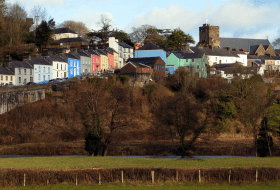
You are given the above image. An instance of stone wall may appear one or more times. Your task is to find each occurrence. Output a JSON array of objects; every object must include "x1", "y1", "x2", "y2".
[
  {"x1": 199, "y1": 24, "x2": 220, "y2": 47},
  {"x1": 0, "y1": 84, "x2": 52, "y2": 115}
]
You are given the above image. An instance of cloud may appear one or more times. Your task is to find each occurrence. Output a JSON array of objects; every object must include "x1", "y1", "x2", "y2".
[
  {"x1": 125, "y1": 0, "x2": 280, "y2": 43},
  {"x1": 7, "y1": 0, "x2": 66, "y2": 6}
]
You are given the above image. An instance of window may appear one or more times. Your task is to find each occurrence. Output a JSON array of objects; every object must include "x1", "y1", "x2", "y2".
[
  {"x1": 71, "y1": 60, "x2": 73, "y2": 66},
  {"x1": 48, "y1": 67, "x2": 50, "y2": 73},
  {"x1": 1, "y1": 76, "x2": 2, "y2": 80},
  {"x1": 61, "y1": 64, "x2": 62, "y2": 70},
  {"x1": 30, "y1": 77, "x2": 33, "y2": 82},
  {"x1": 5, "y1": 76, "x2": 8, "y2": 81},
  {"x1": 39, "y1": 66, "x2": 41, "y2": 72},
  {"x1": 24, "y1": 69, "x2": 26, "y2": 75},
  {"x1": 24, "y1": 79, "x2": 26, "y2": 84},
  {"x1": 19, "y1": 77, "x2": 21, "y2": 83},
  {"x1": 43, "y1": 67, "x2": 46, "y2": 73},
  {"x1": 215, "y1": 57, "x2": 217, "y2": 61},
  {"x1": 39, "y1": 74, "x2": 41, "y2": 80},
  {"x1": 19, "y1": 69, "x2": 21, "y2": 74},
  {"x1": 57, "y1": 64, "x2": 58, "y2": 69},
  {"x1": 57, "y1": 71, "x2": 58, "y2": 77},
  {"x1": 71, "y1": 69, "x2": 73, "y2": 74},
  {"x1": 30, "y1": 70, "x2": 32, "y2": 75},
  {"x1": 65, "y1": 65, "x2": 66, "y2": 70},
  {"x1": 48, "y1": 75, "x2": 50, "y2": 80},
  {"x1": 10, "y1": 76, "x2": 12, "y2": 81}
]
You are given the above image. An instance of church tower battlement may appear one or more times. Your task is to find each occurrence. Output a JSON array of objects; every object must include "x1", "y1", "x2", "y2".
[{"x1": 199, "y1": 24, "x2": 220, "y2": 48}]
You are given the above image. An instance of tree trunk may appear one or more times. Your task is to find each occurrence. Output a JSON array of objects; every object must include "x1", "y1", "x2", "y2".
[{"x1": 102, "y1": 143, "x2": 109, "y2": 156}]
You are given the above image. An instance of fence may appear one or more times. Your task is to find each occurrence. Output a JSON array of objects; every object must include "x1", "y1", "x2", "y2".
[{"x1": 0, "y1": 167, "x2": 280, "y2": 187}]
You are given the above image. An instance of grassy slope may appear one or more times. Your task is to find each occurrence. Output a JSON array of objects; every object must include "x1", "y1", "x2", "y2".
[{"x1": 0, "y1": 157, "x2": 280, "y2": 169}]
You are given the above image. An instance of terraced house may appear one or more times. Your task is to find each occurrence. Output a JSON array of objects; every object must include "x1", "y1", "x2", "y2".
[
  {"x1": 167, "y1": 52, "x2": 207, "y2": 78},
  {"x1": 60, "y1": 53, "x2": 81, "y2": 79},
  {"x1": 44, "y1": 54, "x2": 68, "y2": 79},
  {"x1": 23, "y1": 57, "x2": 53, "y2": 84}
]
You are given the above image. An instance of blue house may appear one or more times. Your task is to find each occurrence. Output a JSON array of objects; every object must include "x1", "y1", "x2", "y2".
[
  {"x1": 135, "y1": 42, "x2": 167, "y2": 63},
  {"x1": 60, "y1": 53, "x2": 81, "y2": 78},
  {"x1": 166, "y1": 65, "x2": 176, "y2": 75}
]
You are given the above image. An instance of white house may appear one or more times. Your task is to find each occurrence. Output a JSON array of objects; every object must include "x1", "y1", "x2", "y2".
[
  {"x1": 24, "y1": 57, "x2": 53, "y2": 84},
  {"x1": 53, "y1": 28, "x2": 78, "y2": 41},
  {"x1": 44, "y1": 55, "x2": 68, "y2": 79}
]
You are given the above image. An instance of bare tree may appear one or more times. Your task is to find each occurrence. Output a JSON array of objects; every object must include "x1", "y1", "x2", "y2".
[
  {"x1": 129, "y1": 24, "x2": 157, "y2": 44},
  {"x1": 30, "y1": 5, "x2": 48, "y2": 27},
  {"x1": 59, "y1": 20, "x2": 89, "y2": 38},
  {"x1": 272, "y1": 38, "x2": 280, "y2": 50}
]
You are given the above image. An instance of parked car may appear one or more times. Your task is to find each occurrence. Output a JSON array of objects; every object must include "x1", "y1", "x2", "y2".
[
  {"x1": 26, "y1": 82, "x2": 36, "y2": 85},
  {"x1": 4, "y1": 83, "x2": 15, "y2": 87}
]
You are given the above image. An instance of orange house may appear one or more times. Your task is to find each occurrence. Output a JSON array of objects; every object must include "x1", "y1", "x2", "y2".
[{"x1": 105, "y1": 48, "x2": 114, "y2": 70}]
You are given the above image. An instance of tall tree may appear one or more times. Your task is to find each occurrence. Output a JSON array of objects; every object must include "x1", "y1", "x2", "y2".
[
  {"x1": 35, "y1": 18, "x2": 55, "y2": 51},
  {"x1": 111, "y1": 29, "x2": 133, "y2": 46},
  {"x1": 30, "y1": 5, "x2": 48, "y2": 30},
  {"x1": 59, "y1": 20, "x2": 89, "y2": 38},
  {"x1": 272, "y1": 38, "x2": 280, "y2": 50},
  {"x1": 165, "y1": 28, "x2": 195, "y2": 49},
  {"x1": 129, "y1": 24, "x2": 157, "y2": 44}
]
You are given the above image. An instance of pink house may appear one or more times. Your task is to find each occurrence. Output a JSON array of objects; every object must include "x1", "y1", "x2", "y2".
[{"x1": 87, "y1": 49, "x2": 101, "y2": 73}]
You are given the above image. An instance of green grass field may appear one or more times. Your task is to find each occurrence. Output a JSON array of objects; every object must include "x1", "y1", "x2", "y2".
[
  {"x1": 4, "y1": 182, "x2": 280, "y2": 190},
  {"x1": 0, "y1": 156, "x2": 280, "y2": 169}
]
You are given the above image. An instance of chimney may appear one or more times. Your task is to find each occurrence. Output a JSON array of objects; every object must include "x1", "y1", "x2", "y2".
[
  {"x1": 56, "y1": 48, "x2": 64, "y2": 54},
  {"x1": 3, "y1": 55, "x2": 12, "y2": 69},
  {"x1": 265, "y1": 53, "x2": 271, "y2": 57},
  {"x1": 198, "y1": 44, "x2": 203, "y2": 49},
  {"x1": 232, "y1": 48, "x2": 237, "y2": 51},
  {"x1": 210, "y1": 45, "x2": 214, "y2": 51},
  {"x1": 224, "y1": 47, "x2": 230, "y2": 52},
  {"x1": 182, "y1": 44, "x2": 190, "y2": 53},
  {"x1": 23, "y1": 52, "x2": 31, "y2": 60},
  {"x1": 239, "y1": 48, "x2": 244, "y2": 52},
  {"x1": 42, "y1": 49, "x2": 49, "y2": 57}
]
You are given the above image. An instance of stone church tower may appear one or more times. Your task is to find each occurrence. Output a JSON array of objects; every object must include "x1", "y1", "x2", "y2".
[{"x1": 199, "y1": 24, "x2": 220, "y2": 48}]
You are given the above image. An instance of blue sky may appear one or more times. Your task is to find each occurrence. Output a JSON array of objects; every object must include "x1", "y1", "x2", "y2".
[{"x1": 7, "y1": 0, "x2": 280, "y2": 44}]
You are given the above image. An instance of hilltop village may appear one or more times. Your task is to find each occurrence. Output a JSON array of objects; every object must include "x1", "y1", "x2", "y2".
[{"x1": 0, "y1": 23, "x2": 279, "y2": 86}]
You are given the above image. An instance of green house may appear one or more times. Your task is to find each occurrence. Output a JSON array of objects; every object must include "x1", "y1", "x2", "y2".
[{"x1": 166, "y1": 52, "x2": 207, "y2": 78}]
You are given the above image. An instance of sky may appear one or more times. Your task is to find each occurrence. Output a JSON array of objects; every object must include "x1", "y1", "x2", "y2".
[{"x1": 6, "y1": 0, "x2": 280, "y2": 45}]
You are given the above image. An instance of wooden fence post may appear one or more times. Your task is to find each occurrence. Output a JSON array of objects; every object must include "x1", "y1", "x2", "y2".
[
  {"x1": 23, "y1": 173, "x2": 26, "y2": 187},
  {"x1": 151, "y1": 171, "x2": 154, "y2": 184},
  {"x1": 199, "y1": 170, "x2": 201, "y2": 183},
  {"x1": 76, "y1": 174, "x2": 78, "y2": 185},
  {"x1": 256, "y1": 170, "x2": 258, "y2": 182},
  {"x1": 121, "y1": 170, "x2": 124, "y2": 184},
  {"x1": 99, "y1": 172, "x2": 101, "y2": 185},
  {"x1": 229, "y1": 170, "x2": 231, "y2": 183},
  {"x1": 47, "y1": 179, "x2": 49, "y2": 185},
  {"x1": 176, "y1": 170, "x2": 178, "y2": 182}
]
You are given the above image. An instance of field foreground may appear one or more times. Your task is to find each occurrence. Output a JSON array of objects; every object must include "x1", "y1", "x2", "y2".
[{"x1": 0, "y1": 156, "x2": 280, "y2": 169}]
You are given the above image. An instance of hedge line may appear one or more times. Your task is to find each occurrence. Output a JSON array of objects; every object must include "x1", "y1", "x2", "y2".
[{"x1": 0, "y1": 167, "x2": 279, "y2": 186}]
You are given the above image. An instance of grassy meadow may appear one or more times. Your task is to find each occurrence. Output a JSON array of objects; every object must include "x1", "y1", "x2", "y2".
[{"x1": 0, "y1": 156, "x2": 280, "y2": 169}]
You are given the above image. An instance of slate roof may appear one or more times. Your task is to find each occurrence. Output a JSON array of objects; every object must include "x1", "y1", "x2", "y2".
[
  {"x1": 0, "y1": 67, "x2": 14, "y2": 75},
  {"x1": 220, "y1": 37, "x2": 271, "y2": 52},
  {"x1": 259, "y1": 55, "x2": 275, "y2": 60},
  {"x1": 55, "y1": 28, "x2": 77, "y2": 34},
  {"x1": 60, "y1": 53, "x2": 79, "y2": 61},
  {"x1": 137, "y1": 42, "x2": 161, "y2": 50},
  {"x1": 24, "y1": 57, "x2": 52, "y2": 66},
  {"x1": 118, "y1": 42, "x2": 133, "y2": 49},
  {"x1": 44, "y1": 55, "x2": 67, "y2": 63},
  {"x1": 127, "y1": 61, "x2": 152, "y2": 68},
  {"x1": 190, "y1": 47, "x2": 239, "y2": 57},
  {"x1": 86, "y1": 49, "x2": 100, "y2": 56},
  {"x1": 249, "y1": 45, "x2": 260, "y2": 55},
  {"x1": 231, "y1": 50, "x2": 246, "y2": 55},
  {"x1": 73, "y1": 49, "x2": 91, "y2": 58},
  {"x1": 247, "y1": 54, "x2": 260, "y2": 59},
  {"x1": 172, "y1": 52, "x2": 201, "y2": 59},
  {"x1": 127, "y1": 57, "x2": 160, "y2": 64},
  {"x1": 253, "y1": 60, "x2": 264, "y2": 65},
  {"x1": 105, "y1": 47, "x2": 118, "y2": 54},
  {"x1": 56, "y1": 37, "x2": 88, "y2": 43},
  {"x1": 11, "y1": 61, "x2": 33, "y2": 68},
  {"x1": 96, "y1": 49, "x2": 107, "y2": 56}
]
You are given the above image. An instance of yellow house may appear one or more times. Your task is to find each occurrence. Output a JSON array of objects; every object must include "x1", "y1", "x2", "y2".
[
  {"x1": 0, "y1": 67, "x2": 15, "y2": 86},
  {"x1": 97, "y1": 49, "x2": 108, "y2": 72},
  {"x1": 113, "y1": 52, "x2": 119, "y2": 69}
]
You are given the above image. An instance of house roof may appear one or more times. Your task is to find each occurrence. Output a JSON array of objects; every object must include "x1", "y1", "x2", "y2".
[
  {"x1": 0, "y1": 67, "x2": 14, "y2": 75},
  {"x1": 44, "y1": 55, "x2": 67, "y2": 63},
  {"x1": 60, "y1": 53, "x2": 79, "y2": 60},
  {"x1": 56, "y1": 37, "x2": 88, "y2": 43},
  {"x1": 190, "y1": 47, "x2": 239, "y2": 57},
  {"x1": 96, "y1": 49, "x2": 108, "y2": 56},
  {"x1": 249, "y1": 45, "x2": 260, "y2": 55},
  {"x1": 24, "y1": 58, "x2": 51, "y2": 66},
  {"x1": 247, "y1": 54, "x2": 260, "y2": 59},
  {"x1": 86, "y1": 49, "x2": 100, "y2": 56},
  {"x1": 127, "y1": 57, "x2": 160, "y2": 64},
  {"x1": 118, "y1": 42, "x2": 133, "y2": 49},
  {"x1": 231, "y1": 50, "x2": 246, "y2": 55},
  {"x1": 105, "y1": 47, "x2": 118, "y2": 54},
  {"x1": 73, "y1": 49, "x2": 91, "y2": 58},
  {"x1": 137, "y1": 42, "x2": 161, "y2": 50},
  {"x1": 127, "y1": 61, "x2": 152, "y2": 68},
  {"x1": 220, "y1": 37, "x2": 271, "y2": 52},
  {"x1": 55, "y1": 28, "x2": 77, "y2": 34},
  {"x1": 253, "y1": 60, "x2": 264, "y2": 65},
  {"x1": 172, "y1": 52, "x2": 201, "y2": 59},
  {"x1": 259, "y1": 55, "x2": 275, "y2": 60}
]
